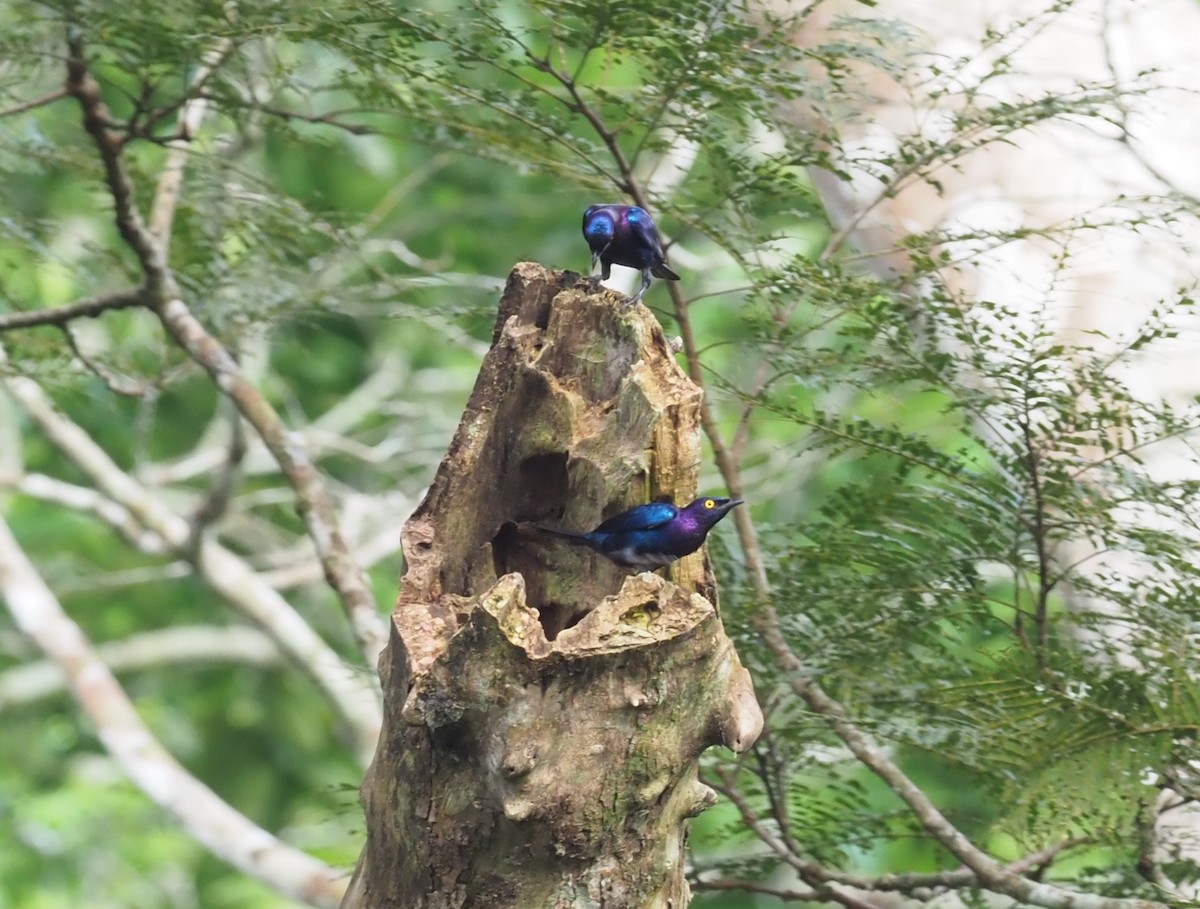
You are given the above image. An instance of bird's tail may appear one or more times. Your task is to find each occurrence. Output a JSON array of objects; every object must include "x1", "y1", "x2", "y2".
[
  {"x1": 537, "y1": 525, "x2": 591, "y2": 543},
  {"x1": 652, "y1": 262, "x2": 680, "y2": 281}
]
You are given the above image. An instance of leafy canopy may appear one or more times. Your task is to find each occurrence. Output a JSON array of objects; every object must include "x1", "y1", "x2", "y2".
[{"x1": 1, "y1": 0, "x2": 1198, "y2": 905}]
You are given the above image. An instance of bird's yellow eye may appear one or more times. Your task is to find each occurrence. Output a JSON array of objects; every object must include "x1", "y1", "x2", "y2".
[{"x1": 704, "y1": 499, "x2": 716, "y2": 509}]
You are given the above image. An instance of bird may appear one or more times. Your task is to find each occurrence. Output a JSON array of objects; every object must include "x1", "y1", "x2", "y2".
[
  {"x1": 582, "y1": 203, "x2": 680, "y2": 304},
  {"x1": 540, "y1": 496, "x2": 742, "y2": 570}
]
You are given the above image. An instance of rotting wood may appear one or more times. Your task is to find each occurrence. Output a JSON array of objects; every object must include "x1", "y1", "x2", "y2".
[{"x1": 342, "y1": 263, "x2": 762, "y2": 909}]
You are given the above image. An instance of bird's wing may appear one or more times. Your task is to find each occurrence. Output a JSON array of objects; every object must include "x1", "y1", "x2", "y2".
[
  {"x1": 594, "y1": 501, "x2": 678, "y2": 533},
  {"x1": 628, "y1": 214, "x2": 667, "y2": 259}
]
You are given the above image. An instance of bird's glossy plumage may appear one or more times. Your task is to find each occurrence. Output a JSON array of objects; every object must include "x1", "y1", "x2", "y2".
[
  {"x1": 582, "y1": 203, "x2": 680, "y2": 304},
  {"x1": 541, "y1": 496, "x2": 742, "y2": 569}
]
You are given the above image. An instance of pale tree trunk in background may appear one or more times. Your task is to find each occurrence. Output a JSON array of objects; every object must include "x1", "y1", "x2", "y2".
[
  {"x1": 784, "y1": 0, "x2": 1200, "y2": 895},
  {"x1": 340, "y1": 264, "x2": 763, "y2": 909}
]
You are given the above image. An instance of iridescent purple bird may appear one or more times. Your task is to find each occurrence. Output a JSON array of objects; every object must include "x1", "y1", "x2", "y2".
[
  {"x1": 582, "y1": 203, "x2": 680, "y2": 304},
  {"x1": 541, "y1": 496, "x2": 742, "y2": 570}
]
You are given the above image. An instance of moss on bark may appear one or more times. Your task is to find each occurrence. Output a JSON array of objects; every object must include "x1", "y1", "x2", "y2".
[{"x1": 342, "y1": 264, "x2": 761, "y2": 909}]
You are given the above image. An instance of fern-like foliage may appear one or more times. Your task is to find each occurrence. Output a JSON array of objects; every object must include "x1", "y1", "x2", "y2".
[{"x1": 2, "y1": 0, "x2": 1198, "y2": 905}]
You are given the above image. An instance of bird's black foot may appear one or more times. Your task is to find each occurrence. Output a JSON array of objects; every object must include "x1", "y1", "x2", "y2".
[{"x1": 626, "y1": 269, "x2": 653, "y2": 306}]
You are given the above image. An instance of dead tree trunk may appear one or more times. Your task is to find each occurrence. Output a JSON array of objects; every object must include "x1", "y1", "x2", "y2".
[{"x1": 341, "y1": 263, "x2": 762, "y2": 909}]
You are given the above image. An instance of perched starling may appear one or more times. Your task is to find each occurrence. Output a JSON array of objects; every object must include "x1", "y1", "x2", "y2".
[
  {"x1": 582, "y1": 203, "x2": 680, "y2": 304},
  {"x1": 541, "y1": 496, "x2": 742, "y2": 569}
]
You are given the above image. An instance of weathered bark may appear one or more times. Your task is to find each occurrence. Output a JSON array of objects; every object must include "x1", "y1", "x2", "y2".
[{"x1": 341, "y1": 263, "x2": 762, "y2": 909}]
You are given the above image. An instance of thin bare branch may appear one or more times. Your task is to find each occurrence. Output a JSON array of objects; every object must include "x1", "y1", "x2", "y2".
[
  {"x1": 60, "y1": 322, "x2": 154, "y2": 396},
  {"x1": 0, "y1": 87, "x2": 69, "y2": 118},
  {"x1": 1096, "y1": 0, "x2": 1200, "y2": 210},
  {"x1": 153, "y1": 300, "x2": 391, "y2": 663},
  {"x1": 0, "y1": 354, "x2": 383, "y2": 762},
  {"x1": 0, "y1": 471, "x2": 165, "y2": 553},
  {"x1": 245, "y1": 102, "x2": 380, "y2": 135},
  {"x1": 731, "y1": 360, "x2": 771, "y2": 464},
  {"x1": 1020, "y1": 411, "x2": 1054, "y2": 666},
  {"x1": 54, "y1": 562, "x2": 192, "y2": 594},
  {"x1": 751, "y1": 603, "x2": 1166, "y2": 909},
  {"x1": 149, "y1": 35, "x2": 236, "y2": 255},
  {"x1": 710, "y1": 765, "x2": 1090, "y2": 897},
  {"x1": 818, "y1": 118, "x2": 1014, "y2": 263},
  {"x1": 0, "y1": 287, "x2": 149, "y2": 333},
  {"x1": 259, "y1": 522, "x2": 403, "y2": 591},
  {"x1": 708, "y1": 765, "x2": 877, "y2": 909},
  {"x1": 0, "y1": 514, "x2": 346, "y2": 908},
  {"x1": 690, "y1": 877, "x2": 830, "y2": 902},
  {"x1": 0, "y1": 624, "x2": 279, "y2": 712},
  {"x1": 65, "y1": 37, "x2": 167, "y2": 283},
  {"x1": 64, "y1": 31, "x2": 389, "y2": 667},
  {"x1": 185, "y1": 405, "x2": 247, "y2": 554}
]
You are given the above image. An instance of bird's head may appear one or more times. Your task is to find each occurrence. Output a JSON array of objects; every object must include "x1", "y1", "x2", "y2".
[
  {"x1": 582, "y1": 205, "x2": 616, "y2": 248},
  {"x1": 685, "y1": 496, "x2": 744, "y2": 530}
]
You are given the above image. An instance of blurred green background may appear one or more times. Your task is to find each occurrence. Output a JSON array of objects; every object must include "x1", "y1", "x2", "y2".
[{"x1": 2, "y1": 1, "x2": 1197, "y2": 907}]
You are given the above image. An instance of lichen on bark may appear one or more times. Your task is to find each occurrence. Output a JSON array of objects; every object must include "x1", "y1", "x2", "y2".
[{"x1": 342, "y1": 263, "x2": 762, "y2": 909}]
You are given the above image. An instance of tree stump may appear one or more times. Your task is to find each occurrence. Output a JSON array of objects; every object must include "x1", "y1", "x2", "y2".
[{"x1": 341, "y1": 263, "x2": 762, "y2": 909}]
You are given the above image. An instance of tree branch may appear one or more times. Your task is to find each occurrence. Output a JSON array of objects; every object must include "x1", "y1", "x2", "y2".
[
  {"x1": 708, "y1": 765, "x2": 879, "y2": 909},
  {"x1": 185, "y1": 404, "x2": 247, "y2": 556},
  {"x1": 138, "y1": 353, "x2": 421, "y2": 485},
  {"x1": 1020, "y1": 410, "x2": 1054, "y2": 666},
  {"x1": 153, "y1": 301, "x2": 391, "y2": 663},
  {"x1": 750, "y1": 605, "x2": 1166, "y2": 909},
  {"x1": 0, "y1": 514, "x2": 346, "y2": 908},
  {"x1": 0, "y1": 471, "x2": 165, "y2": 553},
  {"x1": 0, "y1": 353, "x2": 383, "y2": 762},
  {"x1": 0, "y1": 624, "x2": 279, "y2": 712},
  {"x1": 63, "y1": 30, "x2": 389, "y2": 668},
  {"x1": 65, "y1": 36, "x2": 167, "y2": 285},
  {"x1": 258, "y1": 522, "x2": 403, "y2": 592},
  {"x1": 0, "y1": 87, "x2": 70, "y2": 118},
  {"x1": 0, "y1": 287, "x2": 149, "y2": 333},
  {"x1": 712, "y1": 764, "x2": 1090, "y2": 897},
  {"x1": 149, "y1": 35, "x2": 236, "y2": 256},
  {"x1": 60, "y1": 322, "x2": 155, "y2": 396},
  {"x1": 690, "y1": 877, "x2": 837, "y2": 902}
]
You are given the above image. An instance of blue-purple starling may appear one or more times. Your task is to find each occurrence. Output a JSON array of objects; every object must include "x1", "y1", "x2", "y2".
[
  {"x1": 542, "y1": 496, "x2": 742, "y2": 569},
  {"x1": 582, "y1": 203, "x2": 680, "y2": 304}
]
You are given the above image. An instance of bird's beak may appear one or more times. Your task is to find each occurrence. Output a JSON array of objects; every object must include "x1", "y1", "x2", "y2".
[{"x1": 720, "y1": 498, "x2": 745, "y2": 514}]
